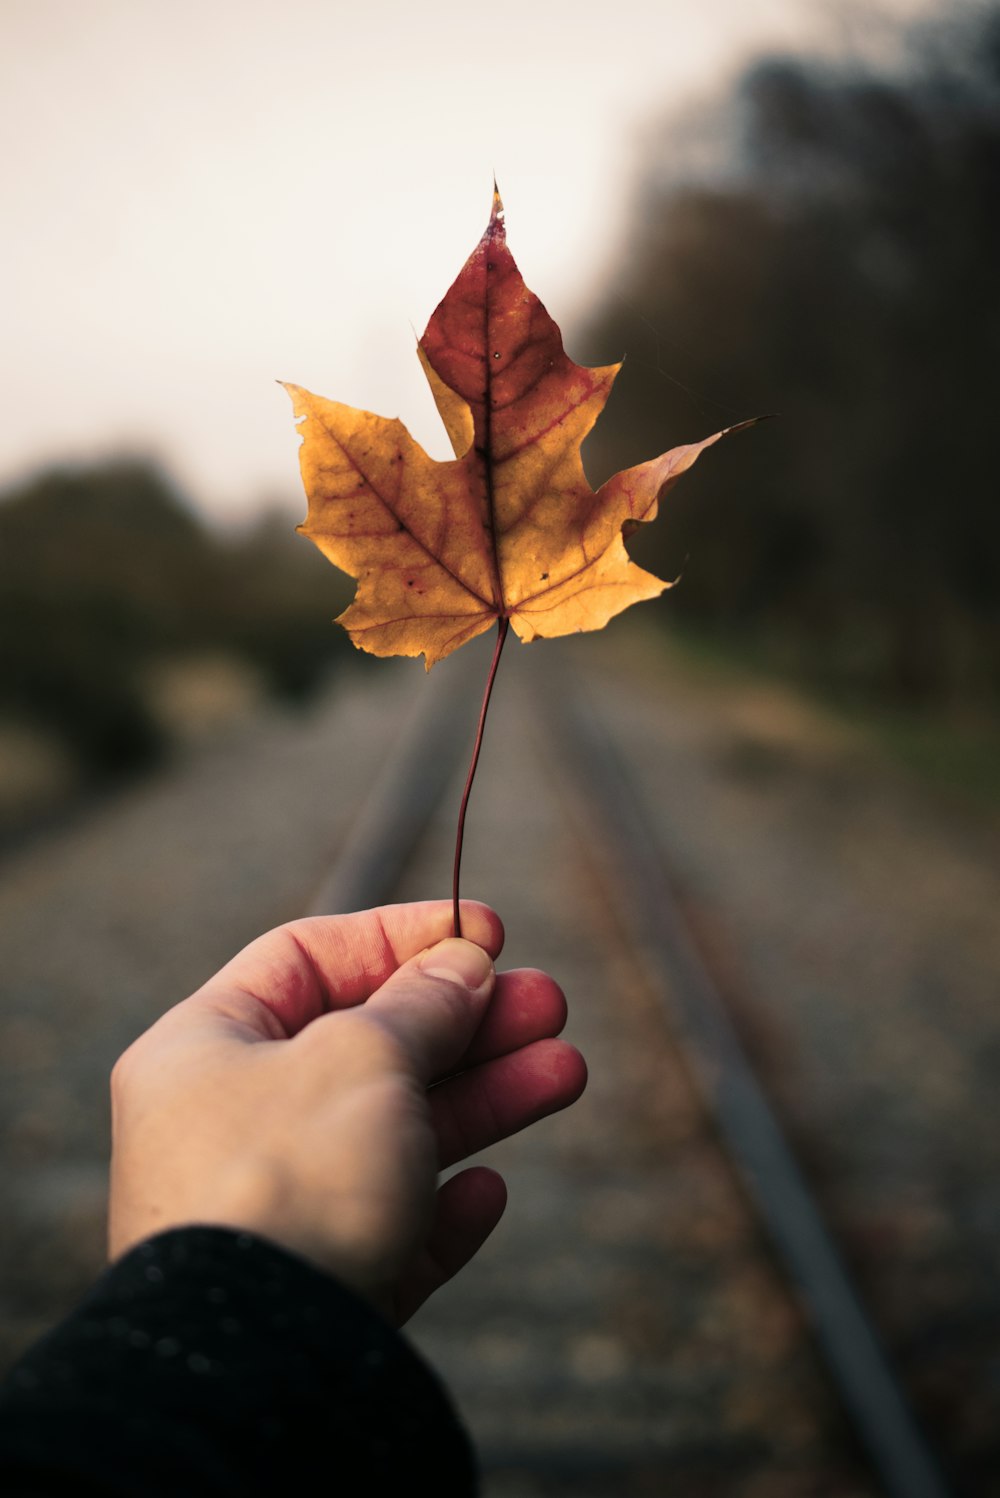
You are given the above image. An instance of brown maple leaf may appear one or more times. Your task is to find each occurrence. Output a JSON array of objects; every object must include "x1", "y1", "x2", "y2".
[
  {"x1": 286, "y1": 189, "x2": 756, "y2": 935},
  {"x1": 286, "y1": 188, "x2": 752, "y2": 670}
]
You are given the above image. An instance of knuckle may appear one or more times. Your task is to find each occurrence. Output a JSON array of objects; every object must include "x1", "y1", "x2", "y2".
[
  {"x1": 109, "y1": 1043, "x2": 139, "y2": 1098},
  {"x1": 349, "y1": 1014, "x2": 409, "y2": 1073},
  {"x1": 109, "y1": 1029, "x2": 160, "y2": 1102},
  {"x1": 303, "y1": 1009, "x2": 407, "y2": 1076}
]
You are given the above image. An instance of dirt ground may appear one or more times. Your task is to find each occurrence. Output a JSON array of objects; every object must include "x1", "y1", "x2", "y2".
[{"x1": 1, "y1": 626, "x2": 997, "y2": 1492}]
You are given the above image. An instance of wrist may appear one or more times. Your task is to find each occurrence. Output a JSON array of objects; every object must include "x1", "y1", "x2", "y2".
[{"x1": 111, "y1": 1155, "x2": 403, "y2": 1315}]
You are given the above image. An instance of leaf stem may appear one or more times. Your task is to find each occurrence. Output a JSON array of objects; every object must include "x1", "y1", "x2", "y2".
[{"x1": 453, "y1": 618, "x2": 509, "y2": 938}]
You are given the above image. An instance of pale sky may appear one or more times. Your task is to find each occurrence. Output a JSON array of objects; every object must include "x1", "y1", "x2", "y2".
[{"x1": 1, "y1": 0, "x2": 933, "y2": 522}]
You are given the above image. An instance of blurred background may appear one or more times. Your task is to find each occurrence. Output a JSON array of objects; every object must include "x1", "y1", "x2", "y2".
[
  {"x1": 2, "y1": 0, "x2": 997, "y2": 831},
  {"x1": 2, "y1": 0, "x2": 1000, "y2": 1492}
]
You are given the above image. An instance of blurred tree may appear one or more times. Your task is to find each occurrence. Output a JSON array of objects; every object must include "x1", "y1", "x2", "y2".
[
  {"x1": 579, "y1": 5, "x2": 1000, "y2": 708},
  {"x1": 0, "y1": 460, "x2": 348, "y2": 788}
]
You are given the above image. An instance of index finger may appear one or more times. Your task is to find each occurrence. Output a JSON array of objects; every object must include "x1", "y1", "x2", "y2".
[{"x1": 187, "y1": 900, "x2": 505, "y2": 1037}]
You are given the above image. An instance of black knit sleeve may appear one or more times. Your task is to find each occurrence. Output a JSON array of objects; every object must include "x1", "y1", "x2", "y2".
[{"x1": 0, "y1": 1226, "x2": 475, "y2": 1497}]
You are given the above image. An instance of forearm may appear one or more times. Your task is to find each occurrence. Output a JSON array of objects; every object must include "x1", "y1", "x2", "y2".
[{"x1": 0, "y1": 1227, "x2": 475, "y2": 1497}]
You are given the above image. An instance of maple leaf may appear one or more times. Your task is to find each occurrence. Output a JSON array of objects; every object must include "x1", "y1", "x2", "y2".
[{"x1": 286, "y1": 188, "x2": 752, "y2": 670}]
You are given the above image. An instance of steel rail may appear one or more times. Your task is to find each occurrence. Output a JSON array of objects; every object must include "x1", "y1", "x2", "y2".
[
  {"x1": 540, "y1": 668, "x2": 952, "y2": 1498},
  {"x1": 306, "y1": 650, "x2": 479, "y2": 917},
  {"x1": 303, "y1": 646, "x2": 952, "y2": 1496}
]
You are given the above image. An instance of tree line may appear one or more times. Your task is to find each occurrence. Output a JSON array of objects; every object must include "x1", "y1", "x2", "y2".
[
  {"x1": 579, "y1": 5, "x2": 1000, "y2": 710},
  {"x1": 0, "y1": 460, "x2": 347, "y2": 791}
]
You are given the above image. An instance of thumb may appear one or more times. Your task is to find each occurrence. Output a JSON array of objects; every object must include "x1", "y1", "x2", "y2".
[{"x1": 362, "y1": 938, "x2": 495, "y2": 1083}]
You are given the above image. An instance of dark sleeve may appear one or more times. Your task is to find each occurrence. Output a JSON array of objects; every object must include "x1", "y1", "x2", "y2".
[{"x1": 0, "y1": 1226, "x2": 476, "y2": 1497}]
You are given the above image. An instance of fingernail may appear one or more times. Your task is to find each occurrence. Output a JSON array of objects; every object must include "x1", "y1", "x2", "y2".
[{"x1": 419, "y1": 938, "x2": 493, "y2": 990}]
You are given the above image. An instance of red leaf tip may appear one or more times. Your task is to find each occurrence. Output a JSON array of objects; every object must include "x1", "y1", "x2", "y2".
[{"x1": 489, "y1": 182, "x2": 505, "y2": 234}]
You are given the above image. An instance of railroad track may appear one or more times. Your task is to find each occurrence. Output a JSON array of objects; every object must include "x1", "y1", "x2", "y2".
[{"x1": 307, "y1": 640, "x2": 956, "y2": 1498}]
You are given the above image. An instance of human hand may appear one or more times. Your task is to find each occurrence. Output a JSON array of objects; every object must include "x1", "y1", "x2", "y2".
[{"x1": 108, "y1": 901, "x2": 586, "y2": 1323}]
